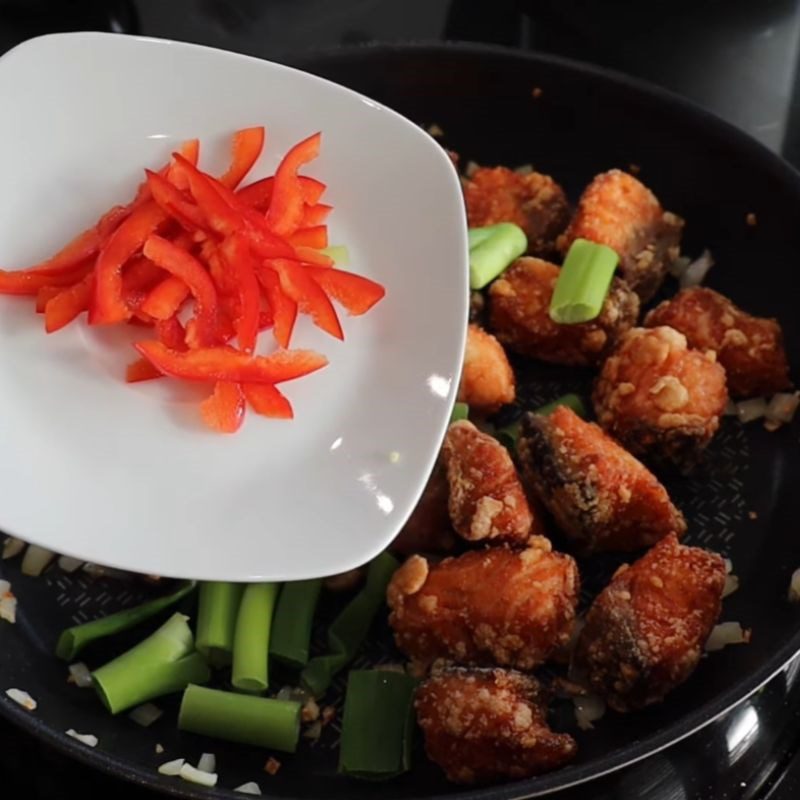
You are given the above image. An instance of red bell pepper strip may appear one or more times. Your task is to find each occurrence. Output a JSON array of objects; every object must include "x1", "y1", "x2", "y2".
[
  {"x1": 302, "y1": 203, "x2": 332, "y2": 226},
  {"x1": 122, "y1": 256, "x2": 164, "y2": 293},
  {"x1": 200, "y1": 381, "x2": 246, "y2": 433},
  {"x1": 90, "y1": 200, "x2": 168, "y2": 325},
  {"x1": 270, "y1": 258, "x2": 343, "y2": 340},
  {"x1": 156, "y1": 316, "x2": 188, "y2": 351},
  {"x1": 135, "y1": 340, "x2": 327, "y2": 384},
  {"x1": 306, "y1": 265, "x2": 386, "y2": 315},
  {"x1": 35, "y1": 286, "x2": 63, "y2": 313},
  {"x1": 289, "y1": 225, "x2": 328, "y2": 250},
  {"x1": 140, "y1": 276, "x2": 191, "y2": 320},
  {"x1": 219, "y1": 235, "x2": 260, "y2": 353},
  {"x1": 236, "y1": 175, "x2": 326, "y2": 211},
  {"x1": 298, "y1": 176, "x2": 326, "y2": 205},
  {"x1": 0, "y1": 262, "x2": 92, "y2": 296},
  {"x1": 44, "y1": 273, "x2": 94, "y2": 332},
  {"x1": 292, "y1": 246, "x2": 334, "y2": 268},
  {"x1": 258, "y1": 310, "x2": 274, "y2": 331},
  {"x1": 146, "y1": 169, "x2": 206, "y2": 232},
  {"x1": 126, "y1": 357, "x2": 163, "y2": 383},
  {"x1": 266, "y1": 132, "x2": 322, "y2": 237},
  {"x1": 243, "y1": 384, "x2": 293, "y2": 419},
  {"x1": 143, "y1": 234, "x2": 219, "y2": 347},
  {"x1": 164, "y1": 138, "x2": 201, "y2": 192},
  {"x1": 255, "y1": 266, "x2": 297, "y2": 348},
  {"x1": 219, "y1": 127, "x2": 265, "y2": 189}
]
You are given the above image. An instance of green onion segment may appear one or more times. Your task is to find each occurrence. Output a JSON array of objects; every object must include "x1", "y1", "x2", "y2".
[
  {"x1": 468, "y1": 223, "x2": 527, "y2": 289},
  {"x1": 270, "y1": 579, "x2": 323, "y2": 670},
  {"x1": 232, "y1": 583, "x2": 280, "y2": 694},
  {"x1": 196, "y1": 582, "x2": 244, "y2": 668},
  {"x1": 450, "y1": 402, "x2": 469, "y2": 423}
]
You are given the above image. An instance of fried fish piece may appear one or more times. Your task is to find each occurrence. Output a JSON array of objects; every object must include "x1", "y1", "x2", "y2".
[
  {"x1": 557, "y1": 169, "x2": 684, "y2": 302},
  {"x1": 517, "y1": 405, "x2": 686, "y2": 553},
  {"x1": 644, "y1": 286, "x2": 791, "y2": 398},
  {"x1": 488, "y1": 257, "x2": 639, "y2": 366},
  {"x1": 593, "y1": 326, "x2": 728, "y2": 468},
  {"x1": 416, "y1": 664, "x2": 577, "y2": 784},
  {"x1": 573, "y1": 533, "x2": 726, "y2": 712},
  {"x1": 457, "y1": 324, "x2": 516, "y2": 414},
  {"x1": 387, "y1": 537, "x2": 579, "y2": 670}
]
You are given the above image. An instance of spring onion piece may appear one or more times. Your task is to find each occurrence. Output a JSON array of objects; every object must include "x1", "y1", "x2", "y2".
[
  {"x1": 339, "y1": 670, "x2": 417, "y2": 780},
  {"x1": 270, "y1": 579, "x2": 323, "y2": 669},
  {"x1": 196, "y1": 582, "x2": 244, "y2": 668},
  {"x1": 468, "y1": 223, "x2": 527, "y2": 289},
  {"x1": 91, "y1": 612, "x2": 210, "y2": 714},
  {"x1": 450, "y1": 402, "x2": 469, "y2": 423},
  {"x1": 467, "y1": 226, "x2": 495, "y2": 250},
  {"x1": 55, "y1": 580, "x2": 196, "y2": 661},
  {"x1": 301, "y1": 552, "x2": 398, "y2": 697},
  {"x1": 549, "y1": 238, "x2": 619, "y2": 324},
  {"x1": 232, "y1": 583, "x2": 280, "y2": 694},
  {"x1": 21, "y1": 544, "x2": 56, "y2": 577},
  {"x1": 319, "y1": 245, "x2": 350, "y2": 266},
  {"x1": 496, "y1": 394, "x2": 587, "y2": 449},
  {"x1": 178, "y1": 684, "x2": 301, "y2": 753}
]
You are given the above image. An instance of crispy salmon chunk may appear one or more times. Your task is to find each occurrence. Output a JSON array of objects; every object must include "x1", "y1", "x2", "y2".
[
  {"x1": 645, "y1": 287, "x2": 791, "y2": 398},
  {"x1": 442, "y1": 420, "x2": 540, "y2": 544},
  {"x1": 593, "y1": 326, "x2": 728, "y2": 468},
  {"x1": 558, "y1": 169, "x2": 683, "y2": 302},
  {"x1": 416, "y1": 665, "x2": 577, "y2": 784},
  {"x1": 458, "y1": 324, "x2": 516, "y2": 413},
  {"x1": 464, "y1": 166, "x2": 570, "y2": 256},
  {"x1": 517, "y1": 406, "x2": 686, "y2": 553},
  {"x1": 574, "y1": 533, "x2": 726, "y2": 712},
  {"x1": 489, "y1": 257, "x2": 639, "y2": 366},
  {"x1": 387, "y1": 537, "x2": 579, "y2": 670}
]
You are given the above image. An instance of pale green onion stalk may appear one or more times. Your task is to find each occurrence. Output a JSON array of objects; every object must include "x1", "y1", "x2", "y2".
[{"x1": 468, "y1": 223, "x2": 527, "y2": 289}]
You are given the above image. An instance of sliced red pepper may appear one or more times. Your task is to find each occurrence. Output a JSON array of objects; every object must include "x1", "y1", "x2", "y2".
[
  {"x1": 302, "y1": 203, "x2": 332, "y2": 226},
  {"x1": 269, "y1": 258, "x2": 342, "y2": 340},
  {"x1": 35, "y1": 286, "x2": 63, "y2": 313},
  {"x1": 258, "y1": 309, "x2": 274, "y2": 331},
  {"x1": 126, "y1": 357, "x2": 163, "y2": 383},
  {"x1": 243, "y1": 383, "x2": 293, "y2": 419},
  {"x1": 146, "y1": 169, "x2": 205, "y2": 231},
  {"x1": 140, "y1": 275, "x2": 191, "y2": 320},
  {"x1": 219, "y1": 127, "x2": 265, "y2": 189},
  {"x1": 236, "y1": 175, "x2": 326, "y2": 212},
  {"x1": 156, "y1": 316, "x2": 188, "y2": 351},
  {"x1": 44, "y1": 273, "x2": 94, "y2": 333},
  {"x1": 135, "y1": 340, "x2": 327, "y2": 384},
  {"x1": 298, "y1": 176, "x2": 326, "y2": 205},
  {"x1": 307, "y1": 265, "x2": 386, "y2": 315},
  {"x1": 255, "y1": 266, "x2": 297, "y2": 348},
  {"x1": 200, "y1": 381, "x2": 246, "y2": 433},
  {"x1": 122, "y1": 256, "x2": 164, "y2": 293},
  {"x1": 289, "y1": 225, "x2": 328, "y2": 250},
  {"x1": 0, "y1": 261, "x2": 92, "y2": 296},
  {"x1": 166, "y1": 138, "x2": 201, "y2": 192},
  {"x1": 266, "y1": 132, "x2": 322, "y2": 237},
  {"x1": 143, "y1": 234, "x2": 219, "y2": 347},
  {"x1": 90, "y1": 200, "x2": 167, "y2": 325},
  {"x1": 219, "y1": 235, "x2": 260, "y2": 353}
]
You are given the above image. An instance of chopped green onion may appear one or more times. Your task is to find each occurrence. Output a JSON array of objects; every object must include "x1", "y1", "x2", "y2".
[
  {"x1": 301, "y1": 552, "x2": 398, "y2": 697},
  {"x1": 535, "y1": 393, "x2": 588, "y2": 419},
  {"x1": 450, "y1": 402, "x2": 469, "y2": 423},
  {"x1": 495, "y1": 419, "x2": 522, "y2": 450},
  {"x1": 91, "y1": 612, "x2": 210, "y2": 714},
  {"x1": 56, "y1": 581, "x2": 196, "y2": 661},
  {"x1": 178, "y1": 684, "x2": 301, "y2": 753},
  {"x1": 467, "y1": 227, "x2": 495, "y2": 249},
  {"x1": 319, "y1": 245, "x2": 350, "y2": 266},
  {"x1": 270, "y1": 579, "x2": 323, "y2": 670},
  {"x1": 468, "y1": 223, "x2": 527, "y2": 290},
  {"x1": 232, "y1": 583, "x2": 279, "y2": 694},
  {"x1": 196, "y1": 582, "x2": 244, "y2": 668},
  {"x1": 339, "y1": 670, "x2": 417, "y2": 780},
  {"x1": 549, "y1": 238, "x2": 619, "y2": 324}
]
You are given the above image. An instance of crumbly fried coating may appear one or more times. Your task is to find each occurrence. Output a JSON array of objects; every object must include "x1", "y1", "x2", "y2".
[
  {"x1": 593, "y1": 326, "x2": 728, "y2": 468},
  {"x1": 557, "y1": 169, "x2": 684, "y2": 302},
  {"x1": 442, "y1": 420, "x2": 540, "y2": 544},
  {"x1": 457, "y1": 324, "x2": 516, "y2": 413},
  {"x1": 488, "y1": 257, "x2": 639, "y2": 366},
  {"x1": 517, "y1": 405, "x2": 686, "y2": 553},
  {"x1": 416, "y1": 664, "x2": 577, "y2": 784},
  {"x1": 463, "y1": 166, "x2": 570, "y2": 256},
  {"x1": 573, "y1": 533, "x2": 726, "y2": 712},
  {"x1": 644, "y1": 286, "x2": 791, "y2": 398},
  {"x1": 387, "y1": 537, "x2": 579, "y2": 670},
  {"x1": 390, "y1": 462, "x2": 457, "y2": 556}
]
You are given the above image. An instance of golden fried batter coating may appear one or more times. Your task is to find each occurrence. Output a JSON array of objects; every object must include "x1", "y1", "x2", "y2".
[
  {"x1": 557, "y1": 169, "x2": 684, "y2": 302},
  {"x1": 517, "y1": 405, "x2": 686, "y2": 553},
  {"x1": 387, "y1": 537, "x2": 579, "y2": 670},
  {"x1": 593, "y1": 326, "x2": 728, "y2": 468},
  {"x1": 645, "y1": 286, "x2": 791, "y2": 398},
  {"x1": 573, "y1": 533, "x2": 726, "y2": 712},
  {"x1": 416, "y1": 664, "x2": 577, "y2": 784},
  {"x1": 463, "y1": 166, "x2": 570, "y2": 256},
  {"x1": 442, "y1": 420, "x2": 540, "y2": 544},
  {"x1": 457, "y1": 324, "x2": 516, "y2": 413},
  {"x1": 488, "y1": 257, "x2": 639, "y2": 366}
]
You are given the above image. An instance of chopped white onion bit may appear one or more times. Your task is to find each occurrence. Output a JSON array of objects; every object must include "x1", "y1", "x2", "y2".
[
  {"x1": 766, "y1": 392, "x2": 800, "y2": 426},
  {"x1": 573, "y1": 694, "x2": 606, "y2": 730},
  {"x1": 0, "y1": 580, "x2": 9, "y2": 595},
  {"x1": 66, "y1": 729, "x2": 98, "y2": 747},
  {"x1": 0, "y1": 582, "x2": 17, "y2": 624},
  {"x1": 2, "y1": 537, "x2": 25, "y2": 560},
  {"x1": 6, "y1": 688, "x2": 37, "y2": 711},
  {"x1": 158, "y1": 758, "x2": 185, "y2": 776},
  {"x1": 667, "y1": 255, "x2": 692, "y2": 279},
  {"x1": 82, "y1": 563, "x2": 133, "y2": 581},
  {"x1": 197, "y1": 752, "x2": 217, "y2": 774},
  {"x1": 155, "y1": 743, "x2": 165, "y2": 754},
  {"x1": 57, "y1": 555, "x2": 85, "y2": 574},
  {"x1": 303, "y1": 720, "x2": 323, "y2": 741},
  {"x1": 680, "y1": 249, "x2": 714, "y2": 288},
  {"x1": 788, "y1": 568, "x2": 800, "y2": 603},
  {"x1": 234, "y1": 782, "x2": 262, "y2": 795},
  {"x1": 179, "y1": 763, "x2": 218, "y2": 787},
  {"x1": 723, "y1": 399, "x2": 738, "y2": 417},
  {"x1": 21, "y1": 545, "x2": 56, "y2": 577},
  {"x1": 736, "y1": 397, "x2": 768, "y2": 424},
  {"x1": 128, "y1": 702, "x2": 163, "y2": 727},
  {"x1": 705, "y1": 622, "x2": 751, "y2": 652},
  {"x1": 723, "y1": 574, "x2": 740, "y2": 599},
  {"x1": 276, "y1": 686, "x2": 310, "y2": 704},
  {"x1": 68, "y1": 662, "x2": 94, "y2": 689}
]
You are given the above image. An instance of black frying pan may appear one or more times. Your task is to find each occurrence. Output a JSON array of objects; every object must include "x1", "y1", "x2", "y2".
[{"x1": 1, "y1": 41, "x2": 799, "y2": 800}]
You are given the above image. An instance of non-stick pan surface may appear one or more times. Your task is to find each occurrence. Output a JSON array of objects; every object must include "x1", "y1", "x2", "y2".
[{"x1": 1, "y1": 41, "x2": 799, "y2": 800}]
